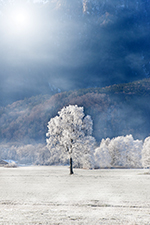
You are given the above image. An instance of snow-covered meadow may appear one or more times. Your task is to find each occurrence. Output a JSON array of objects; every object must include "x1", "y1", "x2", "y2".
[{"x1": 0, "y1": 166, "x2": 150, "y2": 224}]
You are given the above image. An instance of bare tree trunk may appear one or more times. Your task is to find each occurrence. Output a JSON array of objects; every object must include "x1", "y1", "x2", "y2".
[{"x1": 70, "y1": 156, "x2": 73, "y2": 175}]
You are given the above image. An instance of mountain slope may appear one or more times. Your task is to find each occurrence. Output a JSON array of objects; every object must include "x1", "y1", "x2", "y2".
[{"x1": 0, "y1": 78, "x2": 150, "y2": 144}]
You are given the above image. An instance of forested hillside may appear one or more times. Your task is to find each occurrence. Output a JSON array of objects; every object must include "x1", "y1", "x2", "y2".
[{"x1": 0, "y1": 78, "x2": 150, "y2": 144}]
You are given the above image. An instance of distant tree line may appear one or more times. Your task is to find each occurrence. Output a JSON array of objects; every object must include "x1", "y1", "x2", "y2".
[{"x1": 0, "y1": 134, "x2": 150, "y2": 169}]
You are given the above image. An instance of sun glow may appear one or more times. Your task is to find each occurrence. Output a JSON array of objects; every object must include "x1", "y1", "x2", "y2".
[
  {"x1": 2, "y1": 4, "x2": 37, "y2": 39},
  {"x1": 8, "y1": 7, "x2": 33, "y2": 35},
  {"x1": 11, "y1": 10, "x2": 31, "y2": 31}
]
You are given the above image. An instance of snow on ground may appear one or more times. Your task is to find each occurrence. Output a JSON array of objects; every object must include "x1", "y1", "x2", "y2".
[{"x1": 0, "y1": 166, "x2": 150, "y2": 224}]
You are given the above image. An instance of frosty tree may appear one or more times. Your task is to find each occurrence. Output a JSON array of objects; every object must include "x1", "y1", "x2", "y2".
[
  {"x1": 94, "y1": 135, "x2": 142, "y2": 168},
  {"x1": 108, "y1": 135, "x2": 142, "y2": 168},
  {"x1": 142, "y1": 137, "x2": 150, "y2": 169},
  {"x1": 46, "y1": 105, "x2": 95, "y2": 174}
]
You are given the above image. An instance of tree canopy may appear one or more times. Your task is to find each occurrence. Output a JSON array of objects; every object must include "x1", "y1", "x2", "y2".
[{"x1": 46, "y1": 105, "x2": 95, "y2": 174}]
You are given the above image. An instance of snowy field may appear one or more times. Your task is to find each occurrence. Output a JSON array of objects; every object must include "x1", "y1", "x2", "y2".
[{"x1": 0, "y1": 166, "x2": 150, "y2": 225}]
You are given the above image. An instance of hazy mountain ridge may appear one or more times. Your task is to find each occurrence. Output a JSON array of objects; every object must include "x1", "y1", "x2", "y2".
[{"x1": 0, "y1": 78, "x2": 150, "y2": 144}]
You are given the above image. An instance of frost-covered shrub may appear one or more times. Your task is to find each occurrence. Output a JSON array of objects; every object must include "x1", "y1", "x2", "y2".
[
  {"x1": 94, "y1": 135, "x2": 142, "y2": 168},
  {"x1": 142, "y1": 137, "x2": 150, "y2": 168},
  {"x1": 109, "y1": 134, "x2": 142, "y2": 167},
  {"x1": 94, "y1": 138, "x2": 111, "y2": 168}
]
